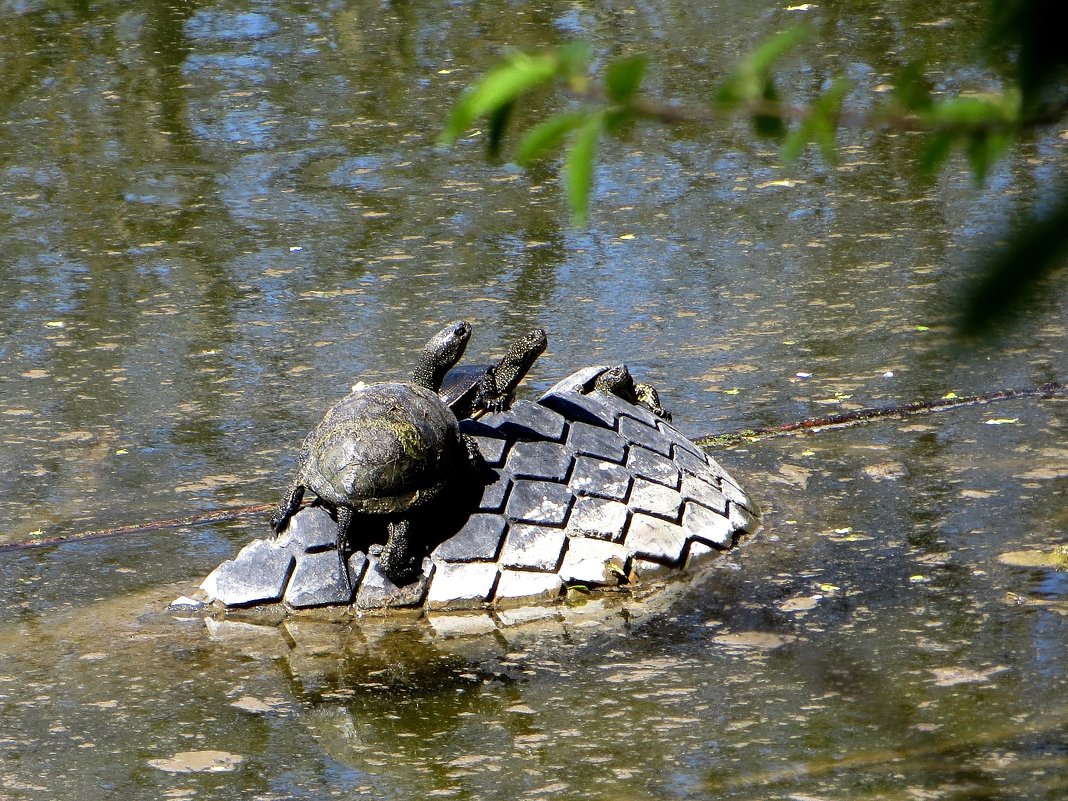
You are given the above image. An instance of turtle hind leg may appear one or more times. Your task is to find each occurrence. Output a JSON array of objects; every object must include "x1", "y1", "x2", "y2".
[
  {"x1": 271, "y1": 483, "x2": 305, "y2": 534},
  {"x1": 378, "y1": 518, "x2": 423, "y2": 586}
]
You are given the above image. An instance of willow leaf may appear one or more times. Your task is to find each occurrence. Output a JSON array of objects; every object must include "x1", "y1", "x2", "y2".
[
  {"x1": 564, "y1": 114, "x2": 603, "y2": 227},
  {"x1": 752, "y1": 78, "x2": 786, "y2": 139},
  {"x1": 605, "y1": 54, "x2": 648, "y2": 103},
  {"x1": 717, "y1": 24, "x2": 809, "y2": 107},
  {"x1": 919, "y1": 132, "x2": 954, "y2": 176},
  {"x1": 514, "y1": 112, "x2": 590, "y2": 166},
  {"x1": 441, "y1": 52, "x2": 561, "y2": 145},
  {"x1": 958, "y1": 193, "x2": 1068, "y2": 337},
  {"x1": 892, "y1": 62, "x2": 932, "y2": 113},
  {"x1": 487, "y1": 101, "x2": 514, "y2": 158}
]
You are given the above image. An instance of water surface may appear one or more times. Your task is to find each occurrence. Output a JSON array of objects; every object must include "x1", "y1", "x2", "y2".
[{"x1": 1, "y1": 1, "x2": 1066, "y2": 798}]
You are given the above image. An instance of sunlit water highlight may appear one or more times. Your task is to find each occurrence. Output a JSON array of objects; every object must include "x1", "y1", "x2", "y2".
[{"x1": 1, "y1": 1, "x2": 1066, "y2": 798}]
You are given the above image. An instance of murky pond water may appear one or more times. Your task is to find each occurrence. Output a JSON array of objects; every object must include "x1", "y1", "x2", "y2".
[{"x1": 2, "y1": 1, "x2": 1066, "y2": 798}]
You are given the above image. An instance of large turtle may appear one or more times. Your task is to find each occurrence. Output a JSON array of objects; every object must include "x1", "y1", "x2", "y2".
[
  {"x1": 594, "y1": 363, "x2": 673, "y2": 422},
  {"x1": 270, "y1": 320, "x2": 482, "y2": 586},
  {"x1": 439, "y1": 327, "x2": 548, "y2": 419}
]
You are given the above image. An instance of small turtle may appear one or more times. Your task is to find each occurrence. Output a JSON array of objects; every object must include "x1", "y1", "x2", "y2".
[
  {"x1": 440, "y1": 327, "x2": 548, "y2": 419},
  {"x1": 270, "y1": 320, "x2": 482, "y2": 586},
  {"x1": 594, "y1": 364, "x2": 673, "y2": 422}
]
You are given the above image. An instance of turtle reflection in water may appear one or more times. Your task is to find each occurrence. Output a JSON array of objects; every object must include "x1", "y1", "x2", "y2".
[{"x1": 271, "y1": 321, "x2": 484, "y2": 586}]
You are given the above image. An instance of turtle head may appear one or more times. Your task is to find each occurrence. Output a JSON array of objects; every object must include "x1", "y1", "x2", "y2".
[
  {"x1": 413, "y1": 320, "x2": 472, "y2": 391},
  {"x1": 498, "y1": 327, "x2": 547, "y2": 380},
  {"x1": 510, "y1": 328, "x2": 548, "y2": 363},
  {"x1": 593, "y1": 364, "x2": 637, "y2": 401}
]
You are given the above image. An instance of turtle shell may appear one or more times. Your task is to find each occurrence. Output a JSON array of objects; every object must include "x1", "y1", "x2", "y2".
[
  {"x1": 298, "y1": 382, "x2": 464, "y2": 515},
  {"x1": 438, "y1": 364, "x2": 491, "y2": 413}
]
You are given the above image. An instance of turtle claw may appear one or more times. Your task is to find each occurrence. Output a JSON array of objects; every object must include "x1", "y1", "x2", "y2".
[
  {"x1": 440, "y1": 328, "x2": 547, "y2": 419},
  {"x1": 460, "y1": 433, "x2": 486, "y2": 471},
  {"x1": 485, "y1": 396, "x2": 508, "y2": 414}
]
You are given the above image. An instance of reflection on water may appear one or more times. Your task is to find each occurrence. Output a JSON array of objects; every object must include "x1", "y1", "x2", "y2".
[
  {"x1": 3, "y1": 400, "x2": 1066, "y2": 799},
  {"x1": 1, "y1": 0, "x2": 1067, "y2": 798}
]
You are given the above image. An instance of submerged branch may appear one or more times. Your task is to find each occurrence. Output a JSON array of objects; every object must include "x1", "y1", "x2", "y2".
[
  {"x1": 0, "y1": 503, "x2": 275, "y2": 553},
  {"x1": 3, "y1": 382, "x2": 1064, "y2": 551},
  {"x1": 697, "y1": 382, "x2": 1066, "y2": 448}
]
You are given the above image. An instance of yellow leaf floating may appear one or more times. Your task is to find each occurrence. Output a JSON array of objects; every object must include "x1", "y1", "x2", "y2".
[{"x1": 997, "y1": 549, "x2": 1068, "y2": 569}]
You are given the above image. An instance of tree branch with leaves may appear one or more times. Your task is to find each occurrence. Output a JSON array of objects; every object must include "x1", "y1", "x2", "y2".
[{"x1": 439, "y1": 0, "x2": 1068, "y2": 337}]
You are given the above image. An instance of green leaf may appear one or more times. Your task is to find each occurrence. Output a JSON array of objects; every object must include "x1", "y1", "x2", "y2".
[
  {"x1": 563, "y1": 113, "x2": 603, "y2": 227},
  {"x1": 486, "y1": 100, "x2": 514, "y2": 158},
  {"x1": 782, "y1": 126, "x2": 806, "y2": 162},
  {"x1": 605, "y1": 54, "x2": 648, "y2": 103},
  {"x1": 957, "y1": 193, "x2": 1068, "y2": 337},
  {"x1": 746, "y1": 23, "x2": 810, "y2": 75},
  {"x1": 440, "y1": 51, "x2": 562, "y2": 145},
  {"x1": 922, "y1": 90, "x2": 1020, "y2": 129},
  {"x1": 556, "y1": 41, "x2": 593, "y2": 81},
  {"x1": 986, "y1": 0, "x2": 1068, "y2": 117},
  {"x1": 965, "y1": 130, "x2": 1012, "y2": 183},
  {"x1": 602, "y1": 106, "x2": 636, "y2": 133},
  {"x1": 752, "y1": 78, "x2": 786, "y2": 139},
  {"x1": 892, "y1": 62, "x2": 932, "y2": 113},
  {"x1": 915, "y1": 91, "x2": 1019, "y2": 182},
  {"x1": 716, "y1": 24, "x2": 809, "y2": 107},
  {"x1": 918, "y1": 132, "x2": 954, "y2": 176},
  {"x1": 514, "y1": 111, "x2": 589, "y2": 166},
  {"x1": 783, "y1": 77, "x2": 850, "y2": 163},
  {"x1": 811, "y1": 78, "x2": 849, "y2": 162}
]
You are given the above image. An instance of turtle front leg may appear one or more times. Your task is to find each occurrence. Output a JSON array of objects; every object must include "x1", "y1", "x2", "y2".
[
  {"x1": 271, "y1": 482, "x2": 305, "y2": 534},
  {"x1": 635, "y1": 382, "x2": 672, "y2": 422},
  {"x1": 378, "y1": 518, "x2": 423, "y2": 586}
]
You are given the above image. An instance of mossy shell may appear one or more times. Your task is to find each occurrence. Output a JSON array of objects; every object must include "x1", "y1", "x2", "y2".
[{"x1": 297, "y1": 382, "x2": 464, "y2": 515}]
